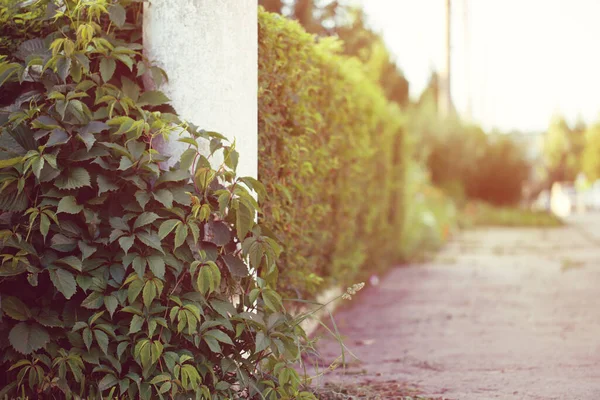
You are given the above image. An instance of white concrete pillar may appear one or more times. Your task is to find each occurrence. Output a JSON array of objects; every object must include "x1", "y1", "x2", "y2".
[{"x1": 143, "y1": 0, "x2": 257, "y2": 179}]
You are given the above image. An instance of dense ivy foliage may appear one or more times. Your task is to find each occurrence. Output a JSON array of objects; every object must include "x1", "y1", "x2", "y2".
[
  {"x1": 0, "y1": 0, "x2": 52, "y2": 59},
  {"x1": 0, "y1": 1, "x2": 316, "y2": 398},
  {"x1": 258, "y1": 9, "x2": 407, "y2": 296}
]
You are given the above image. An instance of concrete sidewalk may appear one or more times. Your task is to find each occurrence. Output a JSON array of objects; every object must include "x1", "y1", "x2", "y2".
[{"x1": 309, "y1": 215, "x2": 600, "y2": 399}]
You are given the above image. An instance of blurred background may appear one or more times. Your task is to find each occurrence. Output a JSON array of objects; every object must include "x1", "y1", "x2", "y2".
[{"x1": 257, "y1": 0, "x2": 600, "y2": 297}]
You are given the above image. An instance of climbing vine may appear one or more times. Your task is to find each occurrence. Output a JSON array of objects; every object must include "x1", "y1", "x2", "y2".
[{"x1": 0, "y1": 1, "x2": 316, "y2": 398}]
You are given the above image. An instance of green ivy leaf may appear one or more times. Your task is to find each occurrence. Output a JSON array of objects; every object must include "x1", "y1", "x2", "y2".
[
  {"x1": 182, "y1": 305, "x2": 202, "y2": 323},
  {"x1": 121, "y1": 77, "x2": 140, "y2": 102},
  {"x1": 133, "y1": 212, "x2": 160, "y2": 230},
  {"x1": 55, "y1": 167, "x2": 91, "y2": 190},
  {"x1": 56, "y1": 56, "x2": 71, "y2": 82},
  {"x1": 203, "y1": 336, "x2": 221, "y2": 353},
  {"x1": 137, "y1": 340, "x2": 152, "y2": 370},
  {"x1": 240, "y1": 177, "x2": 267, "y2": 202},
  {"x1": 179, "y1": 148, "x2": 197, "y2": 170},
  {"x1": 46, "y1": 129, "x2": 69, "y2": 147},
  {"x1": 155, "y1": 169, "x2": 190, "y2": 186},
  {"x1": 107, "y1": 116, "x2": 135, "y2": 136},
  {"x1": 150, "y1": 374, "x2": 171, "y2": 385},
  {"x1": 150, "y1": 66, "x2": 168, "y2": 86},
  {"x1": 110, "y1": 217, "x2": 130, "y2": 231},
  {"x1": 51, "y1": 233, "x2": 78, "y2": 252},
  {"x1": 255, "y1": 331, "x2": 269, "y2": 353},
  {"x1": 0, "y1": 157, "x2": 23, "y2": 169},
  {"x1": 109, "y1": 229, "x2": 125, "y2": 243},
  {"x1": 215, "y1": 381, "x2": 230, "y2": 391},
  {"x1": 262, "y1": 289, "x2": 283, "y2": 313},
  {"x1": 135, "y1": 190, "x2": 151, "y2": 209},
  {"x1": 127, "y1": 140, "x2": 146, "y2": 160},
  {"x1": 39, "y1": 214, "x2": 50, "y2": 241},
  {"x1": 55, "y1": 99, "x2": 67, "y2": 120},
  {"x1": 1, "y1": 296, "x2": 31, "y2": 321},
  {"x1": 129, "y1": 315, "x2": 144, "y2": 334},
  {"x1": 236, "y1": 202, "x2": 254, "y2": 240},
  {"x1": 49, "y1": 268, "x2": 77, "y2": 299},
  {"x1": 94, "y1": 329, "x2": 109, "y2": 355},
  {"x1": 205, "y1": 329, "x2": 234, "y2": 346},
  {"x1": 152, "y1": 189, "x2": 173, "y2": 208},
  {"x1": 196, "y1": 264, "x2": 220, "y2": 295},
  {"x1": 54, "y1": 257, "x2": 82, "y2": 274},
  {"x1": 118, "y1": 235, "x2": 135, "y2": 254},
  {"x1": 98, "y1": 373, "x2": 119, "y2": 392},
  {"x1": 81, "y1": 291, "x2": 104, "y2": 309},
  {"x1": 127, "y1": 279, "x2": 144, "y2": 303},
  {"x1": 82, "y1": 327, "x2": 93, "y2": 350},
  {"x1": 9, "y1": 322, "x2": 50, "y2": 355},
  {"x1": 109, "y1": 4, "x2": 127, "y2": 27},
  {"x1": 76, "y1": 275, "x2": 93, "y2": 291},
  {"x1": 78, "y1": 241, "x2": 97, "y2": 259},
  {"x1": 158, "y1": 219, "x2": 180, "y2": 239},
  {"x1": 31, "y1": 156, "x2": 44, "y2": 178},
  {"x1": 117, "y1": 342, "x2": 129, "y2": 358},
  {"x1": 142, "y1": 282, "x2": 156, "y2": 309},
  {"x1": 57, "y1": 196, "x2": 83, "y2": 214},
  {"x1": 78, "y1": 132, "x2": 96, "y2": 151},
  {"x1": 118, "y1": 156, "x2": 134, "y2": 171},
  {"x1": 137, "y1": 90, "x2": 170, "y2": 107},
  {"x1": 34, "y1": 310, "x2": 63, "y2": 327},
  {"x1": 104, "y1": 295, "x2": 118, "y2": 318},
  {"x1": 0, "y1": 62, "x2": 21, "y2": 88},
  {"x1": 209, "y1": 300, "x2": 235, "y2": 319},
  {"x1": 224, "y1": 148, "x2": 239, "y2": 171},
  {"x1": 97, "y1": 175, "x2": 119, "y2": 196},
  {"x1": 147, "y1": 255, "x2": 165, "y2": 279},
  {"x1": 132, "y1": 255, "x2": 146, "y2": 278},
  {"x1": 249, "y1": 288, "x2": 260, "y2": 305},
  {"x1": 136, "y1": 232, "x2": 164, "y2": 254},
  {"x1": 218, "y1": 192, "x2": 230, "y2": 215},
  {"x1": 81, "y1": 121, "x2": 108, "y2": 135},
  {"x1": 174, "y1": 223, "x2": 188, "y2": 250},
  {"x1": 110, "y1": 264, "x2": 125, "y2": 284},
  {"x1": 100, "y1": 57, "x2": 117, "y2": 82}
]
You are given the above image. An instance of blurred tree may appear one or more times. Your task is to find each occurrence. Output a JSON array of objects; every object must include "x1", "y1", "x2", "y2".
[
  {"x1": 260, "y1": 0, "x2": 284, "y2": 13},
  {"x1": 467, "y1": 134, "x2": 530, "y2": 205},
  {"x1": 542, "y1": 116, "x2": 584, "y2": 185},
  {"x1": 426, "y1": 121, "x2": 486, "y2": 199},
  {"x1": 258, "y1": 0, "x2": 410, "y2": 107},
  {"x1": 417, "y1": 72, "x2": 439, "y2": 110},
  {"x1": 414, "y1": 83, "x2": 529, "y2": 206},
  {"x1": 293, "y1": 0, "x2": 315, "y2": 29},
  {"x1": 582, "y1": 123, "x2": 600, "y2": 181},
  {"x1": 335, "y1": 8, "x2": 409, "y2": 106}
]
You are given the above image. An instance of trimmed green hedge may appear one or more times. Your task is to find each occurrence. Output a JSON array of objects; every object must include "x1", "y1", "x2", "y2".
[{"x1": 258, "y1": 9, "x2": 407, "y2": 296}]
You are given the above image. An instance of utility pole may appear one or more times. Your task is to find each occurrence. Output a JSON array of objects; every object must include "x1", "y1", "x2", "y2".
[
  {"x1": 439, "y1": 0, "x2": 452, "y2": 118},
  {"x1": 464, "y1": 0, "x2": 472, "y2": 121},
  {"x1": 144, "y1": 0, "x2": 258, "y2": 178}
]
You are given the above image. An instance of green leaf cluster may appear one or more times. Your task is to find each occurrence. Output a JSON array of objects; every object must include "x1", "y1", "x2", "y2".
[{"x1": 0, "y1": 2, "x2": 315, "y2": 399}]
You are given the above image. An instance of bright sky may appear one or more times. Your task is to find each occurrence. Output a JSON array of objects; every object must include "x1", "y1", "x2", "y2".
[{"x1": 359, "y1": 0, "x2": 600, "y2": 132}]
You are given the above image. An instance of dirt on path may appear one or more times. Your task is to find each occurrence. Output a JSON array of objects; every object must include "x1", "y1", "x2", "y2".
[{"x1": 308, "y1": 214, "x2": 600, "y2": 400}]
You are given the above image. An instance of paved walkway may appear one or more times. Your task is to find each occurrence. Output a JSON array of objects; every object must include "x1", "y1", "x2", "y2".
[{"x1": 310, "y1": 214, "x2": 600, "y2": 399}]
